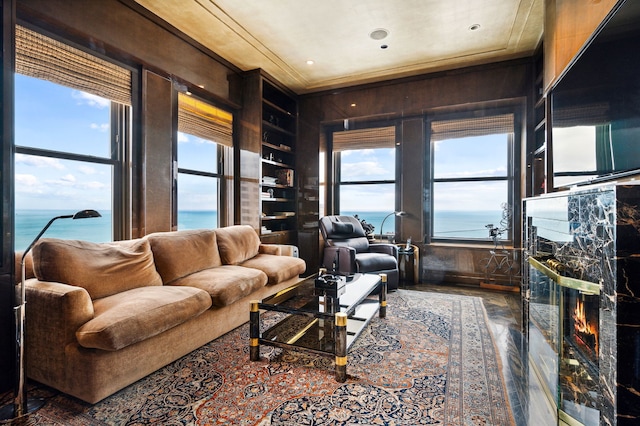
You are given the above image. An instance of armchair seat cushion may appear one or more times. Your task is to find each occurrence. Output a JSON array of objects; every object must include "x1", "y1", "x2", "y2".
[
  {"x1": 76, "y1": 286, "x2": 211, "y2": 351},
  {"x1": 356, "y1": 252, "x2": 398, "y2": 273}
]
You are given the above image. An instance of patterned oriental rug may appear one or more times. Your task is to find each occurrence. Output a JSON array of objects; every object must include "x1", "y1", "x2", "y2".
[{"x1": 1, "y1": 290, "x2": 515, "y2": 425}]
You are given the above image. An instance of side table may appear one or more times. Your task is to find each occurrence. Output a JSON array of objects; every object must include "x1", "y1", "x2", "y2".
[{"x1": 397, "y1": 243, "x2": 419, "y2": 284}]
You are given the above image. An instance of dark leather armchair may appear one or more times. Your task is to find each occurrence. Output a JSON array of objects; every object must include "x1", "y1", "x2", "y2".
[{"x1": 319, "y1": 215, "x2": 399, "y2": 291}]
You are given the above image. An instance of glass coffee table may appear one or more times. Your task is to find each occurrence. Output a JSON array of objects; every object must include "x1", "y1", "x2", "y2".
[{"x1": 249, "y1": 273, "x2": 387, "y2": 381}]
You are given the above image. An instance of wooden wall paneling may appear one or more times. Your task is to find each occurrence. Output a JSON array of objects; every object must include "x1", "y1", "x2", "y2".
[
  {"x1": 312, "y1": 60, "x2": 531, "y2": 123},
  {"x1": 399, "y1": 118, "x2": 424, "y2": 244},
  {"x1": 0, "y1": 0, "x2": 15, "y2": 393},
  {"x1": 141, "y1": 69, "x2": 173, "y2": 234},
  {"x1": 545, "y1": 0, "x2": 618, "y2": 92},
  {"x1": 230, "y1": 71, "x2": 261, "y2": 229},
  {"x1": 297, "y1": 96, "x2": 321, "y2": 274}
]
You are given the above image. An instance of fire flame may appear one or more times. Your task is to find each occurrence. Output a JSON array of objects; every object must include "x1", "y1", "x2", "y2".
[{"x1": 573, "y1": 299, "x2": 598, "y2": 355}]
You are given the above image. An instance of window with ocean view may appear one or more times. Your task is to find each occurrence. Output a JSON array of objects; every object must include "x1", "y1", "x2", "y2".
[
  {"x1": 14, "y1": 25, "x2": 131, "y2": 250},
  {"x1": 332, "y1": 126, "x2": 397, "y2": 238},
  {"x1": 176, "y1": 93, "x2": 232, "y2": 230},
  {"x1": 430, "y1": 114, "x2": 514, "y2": 241}
]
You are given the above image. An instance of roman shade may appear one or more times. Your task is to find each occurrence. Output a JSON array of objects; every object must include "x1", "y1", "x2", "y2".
[
  {"x1": 332, "y1": 126, "x2": 396, "y2": 151},
  {"x1": 178, "y1": 93, "x2": 233, "y2": 147},
  {"x1": 431, "y1": 114, "x2": 514, "y2": 141},
  {"x1": 16, "y1": 25, "x2": 131, "y2": 106}
]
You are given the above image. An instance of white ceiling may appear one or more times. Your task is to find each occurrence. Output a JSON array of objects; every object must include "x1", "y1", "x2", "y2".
[{"x1": 135, "y1": 0, "x2": 544, "y2": 94}]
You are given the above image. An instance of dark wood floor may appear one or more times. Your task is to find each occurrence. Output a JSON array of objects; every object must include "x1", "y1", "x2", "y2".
[{"x1": 404, "y1": 281, "x2": 528, "y2": 426}]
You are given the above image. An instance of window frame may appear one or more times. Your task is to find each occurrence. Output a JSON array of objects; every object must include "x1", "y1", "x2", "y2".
[
  {"x1": 174, "y1": 91, "x2": 234, "y2": 230},
  {"x1": 329, "y1": 122, "x2": 399, "y2": 238},
  {"x1": 427, "y1": 110, "x2": 517, "y2": 244},
  {"x1": 14, "y1": 25, "x2": 134, "y2": 242}
]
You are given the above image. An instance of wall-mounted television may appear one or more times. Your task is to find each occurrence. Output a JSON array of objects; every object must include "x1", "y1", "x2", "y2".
[{"x1": 551, "y1": 0, "x2": 640, "y2": 188}]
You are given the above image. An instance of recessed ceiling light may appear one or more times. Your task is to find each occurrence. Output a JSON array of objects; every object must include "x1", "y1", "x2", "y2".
[
  {"x1": 306, "y1": 60, "x2": 314, "y2": 65},
  {"x1": 350, "y1": 103, "x2": 357, "y2": 107},
  {"x1": 369, "y1": 28, "x2": 389, "y2": 40},
  {"x1": 380, "y1": 44, "x2": 388, "y2": 49},
  {"x1": 469, "y1": 24, "x2": 481, "y2": 31}
]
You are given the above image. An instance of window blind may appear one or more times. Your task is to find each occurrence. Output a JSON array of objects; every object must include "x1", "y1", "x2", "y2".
[
  {"x1": 552, "y1": 103, "x2": 610, "y2": 127},
  {"x1": 431, "y1": 114, "x2": 514, "y2": 141},
  {"x1": 16, "y1": 25, "x2": 131, "y2": 106},
  {"x1": 178, "y1": 93, "x2": 233, "y2": 147},
  {"x1": 333, "y1": 126, "x2": 396, "y2": 151}
]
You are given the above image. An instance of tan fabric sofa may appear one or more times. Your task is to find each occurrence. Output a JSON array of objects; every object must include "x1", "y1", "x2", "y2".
[{"x1": 22, "y1": 225, "x2": 306, "y2": 403}]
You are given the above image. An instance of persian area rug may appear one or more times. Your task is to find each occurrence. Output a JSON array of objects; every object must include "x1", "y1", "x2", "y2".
[{"x1": 0, "y1": 290, "x2": 514, "y2": 425}]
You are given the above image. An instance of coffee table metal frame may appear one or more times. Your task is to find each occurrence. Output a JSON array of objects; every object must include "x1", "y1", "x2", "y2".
[{"x1": 250, "y1": 273, "x2": 387, "y2": 381}]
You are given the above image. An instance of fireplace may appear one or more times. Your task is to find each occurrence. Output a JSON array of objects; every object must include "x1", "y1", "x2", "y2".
[
  {"x1": 528, "y1": 255, "x2": 601, "y2": 426},
  {"x1": 524, "y1": 184, "x2": 640, "y2": 425},
  {"x1": 560, "y1": 284, "x2": 600, "y2": 426}
]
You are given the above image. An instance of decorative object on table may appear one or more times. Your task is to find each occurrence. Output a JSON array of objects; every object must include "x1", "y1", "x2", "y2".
[
  {"x1": 275, "y1": 168, "x2": 294, "y2": 186},
  {"x1": 0, "y1": 209, "x2": 101, "y2": 422},
  {"x1": 379, "y1": 211, "x2": 406, "y2": 242},
  {"x1": 353, "y1": 214, "x2": 375, "y2": 241}
]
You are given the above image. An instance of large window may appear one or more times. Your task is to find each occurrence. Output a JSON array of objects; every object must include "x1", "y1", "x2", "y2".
[
  {"x1": 14, "y1": 26, "x2": 131, "y2": 250},
  {"x1": 332, "y1": 126, "x2": 397, "y2": 238},
  {"x1": 176, "y1": 93, "x2": 233, "y2": 230},
  {"x1": 430, "y1": 114, "x2": 514, "y2": 241}
]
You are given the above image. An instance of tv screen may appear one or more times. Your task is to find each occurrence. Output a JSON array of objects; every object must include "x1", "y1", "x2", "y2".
[{"x1": 551, "y1": 0, "x2": 640, "y2": 188}]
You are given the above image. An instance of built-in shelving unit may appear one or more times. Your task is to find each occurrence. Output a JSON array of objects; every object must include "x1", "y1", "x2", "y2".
[
  {"x1": 530, "y1": 47, "x2": 550, "y2": 196},
  {"x1": 259, "y1": 78, "x2": 298, "y2": 244}
]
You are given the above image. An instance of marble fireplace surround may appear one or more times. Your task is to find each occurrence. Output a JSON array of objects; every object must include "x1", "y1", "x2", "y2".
[{"x1": 524, "y1": 182, "x2": 640, "y2": 425}]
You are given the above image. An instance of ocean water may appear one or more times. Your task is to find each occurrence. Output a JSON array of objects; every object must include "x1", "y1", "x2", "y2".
[
  {"x1": 342, "y1": 210, "x2": 503, "y2": 239},
  {"x1": 14, "y1": 209, "x2": 503, "y2": 251},
  {"x1": 14, "y1": 210, "x2": 218, "y2": 251}
]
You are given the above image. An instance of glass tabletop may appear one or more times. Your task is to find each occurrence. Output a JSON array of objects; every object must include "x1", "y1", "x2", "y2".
[{"x1": 260, "y1": 273, "x2": 380, "y2": 318}]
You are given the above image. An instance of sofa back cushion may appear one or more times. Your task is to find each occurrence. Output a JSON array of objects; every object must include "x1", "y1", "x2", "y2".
[
  {"x1": 33, "y1": 238, "x2": 163, "y2": 300},
  {"x1": 215, "y1": 225, "x2": 261, "y2": 265},
  {"x1": 147, "y1": 229, "x2": 222, "y2": 284}
]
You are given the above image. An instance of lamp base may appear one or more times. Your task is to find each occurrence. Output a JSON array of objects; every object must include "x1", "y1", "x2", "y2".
[{"x1": 0, "y1": 398, "x2": 45, "y2": 422}]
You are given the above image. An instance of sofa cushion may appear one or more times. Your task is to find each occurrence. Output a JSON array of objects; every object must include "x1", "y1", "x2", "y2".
[
  {"x1": 147, "y1": 229, "x2": 222, "y2": 284},
  {"x1": 215, "y1": 225, "x2": 261, "y2": 265},
  {"x1": 169, "y1": 265, "x2": 267, "y2": 307},
  {"x1": 33, "y1": 238, "x2": 163, "y2": 300},
  {"x1": 240, "y1": 254, "x2": 306, "y2": 285},
  {"x1": 76, "y1": 286, "x2": 211, "y2": 351}
]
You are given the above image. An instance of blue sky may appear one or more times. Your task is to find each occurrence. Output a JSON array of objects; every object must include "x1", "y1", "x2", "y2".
[{"x1": 15, "y1": 74, "x2": 112, "y2": 211}]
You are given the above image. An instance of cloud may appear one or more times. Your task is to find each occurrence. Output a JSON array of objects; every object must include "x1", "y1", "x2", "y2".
[
  {"x1": 60, "y1": 174, "x2": 76, "y2": 183},
  {"x1": 90, "y1": 123, "x2": 110, "y2": 132},
  {"x1": 178, "y1": 133, "x2": 189, "y2": 143},
  {"x1": 78, "y1": 165, "x2": 97, "y2": 175},
  {"x1": 80, "y1": 181, "x2": 106, "y2": 190},
  {"x1": 71, "y1": 91, "x2": 110, "y2": 109},
  {"x1": 341, "y1": 161, "x2": 388, "y2": 180},
  {"x1": 15, "y1": 153, "x2": 65, "y2": 170},
  {"x1": 15, "y1": 174, "x2": 39, "y2": 186}
]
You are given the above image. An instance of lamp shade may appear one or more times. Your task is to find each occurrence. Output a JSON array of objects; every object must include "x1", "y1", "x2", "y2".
[{"x1": 380, "y1": 211, "x2": 406, "y2": 240}]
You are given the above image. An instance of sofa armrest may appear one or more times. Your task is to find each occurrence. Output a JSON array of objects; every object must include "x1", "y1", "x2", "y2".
[
  {"x1": 369, "y1": 243, "x2": 399, "y2": 258},
  {"x1": 259, "y1": 244, "x2": 299, "y2": 257},
  {"x1": 25, "y1": 279, "x2": 94, "y2": 349},
  {"x1": 322, "y1": 246, "x2": 356, "y2": 275}
]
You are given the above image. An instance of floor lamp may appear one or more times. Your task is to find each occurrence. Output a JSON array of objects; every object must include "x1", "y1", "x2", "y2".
[
  {"x1": 379, "y1": 211, "x2": 406, "y2": 242},
  {"x1": 0, "y1": 209, "x2": 101, "y2": 421}
]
